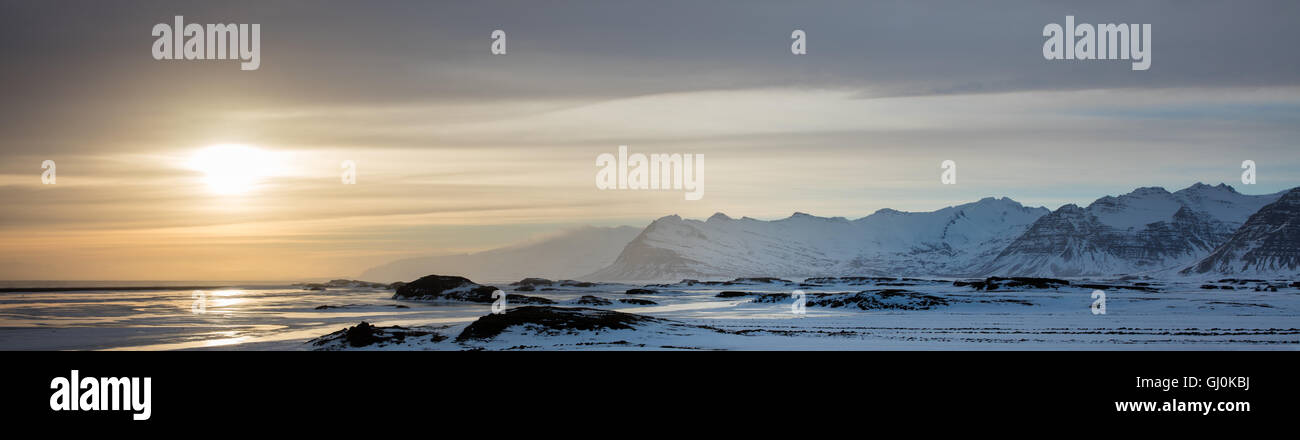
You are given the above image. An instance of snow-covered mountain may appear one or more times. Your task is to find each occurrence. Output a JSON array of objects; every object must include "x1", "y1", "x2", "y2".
[
  {"x1": 358, "y1": 226, "x2": 641, "y2": 283},
  {"x1": 360, "y1": 183, "x2": 1297, "y2": 283},
  {"x1": 1182, "y1": 187, "x2": 1300, "y2": 277},
  {"x1": 584, "y1": 197, "x2": 1049, "y2": 281},
  {"x1": 981, "y1": 183, "x2": 1284, "y2": 277}
]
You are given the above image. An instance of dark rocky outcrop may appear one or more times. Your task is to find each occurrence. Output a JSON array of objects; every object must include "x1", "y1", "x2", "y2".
[
  {"x1": 625, "y1": 288, "x2": 656, "y2": 295},
  {"x1": 731, "y1": 277, "x2": 794, "y2": 285},
  {"x1": 393, "y1": 275, "x2": 499, "y2": 302},
  {"x1": 456, "y1": 306, "x2": 660, "y2": 341},
  {"x1": 753, "y1": 289, "x2": 949, "y2": 311},
  {"x1": 804, "y1": 276, "x2": 898, "y2": 285},
  {"x1": 511, "y1": 278, "x2": 553, "y2": 287},
  {"x1": 573, "y1": 295, "x2": 612, "y2": 306},
  {"x1": 510, "y1": 278, "x2": 599, "y2": 289},
  {"x1": 314, "y1": 304, "x2": 410, "y2": 310},
  {"x1": 507, "y1": 294, "x2": 556, "y2": 305},
  {"x1": 953, "y1": 277, "x2": 1069, "y2": 291},
  {"x1": 618, "y1": 298, "x2": 657, "y2": 305},
  {"x1": 294, "y1": 279, "x2": 392, "y2": 290},
  {"x1": 1074, "y1": 283, "x2": 1160, "y2": 293},
  {"x1": 310, "y1": 321, "x2": 446, "y2": 348}
]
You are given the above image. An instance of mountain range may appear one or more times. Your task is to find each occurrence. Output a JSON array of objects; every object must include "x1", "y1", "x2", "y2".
[
  {"x1": 981, "y1": 183, "x2": 1283, "y2": 277},
  {"x1": 1182, "y1": 187, "x2": 1300, "y2": 276},
  {"x1": 358, "y1": 183, "x2": 1300, "y2": 282},
  {"x1": 585, "y1": 197, "x2": 1048, "y2": 280}
]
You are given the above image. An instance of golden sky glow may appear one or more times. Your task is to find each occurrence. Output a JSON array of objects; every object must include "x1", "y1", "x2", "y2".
[{"x1": 3, "y1": 2, "x2": 1299, "y2": 281}]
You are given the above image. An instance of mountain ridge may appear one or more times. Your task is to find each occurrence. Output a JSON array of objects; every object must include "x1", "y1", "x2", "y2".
[
  {"x1": 1182, "y1": 187, "x2": 1300, "y2": 277},
  {"x1": 585, "y1": 196, "x2": 1050, "y2": 281},
  {"x1": 360, "y1": 183, "x2": 1298, "y2": 283},
  {"x1": 979, "y1": 183, "x2": 1285, "y2": 277}
]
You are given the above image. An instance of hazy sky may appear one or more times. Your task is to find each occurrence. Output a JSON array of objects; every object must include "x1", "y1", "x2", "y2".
[{"x1": 2, "y1": 0, "x2": 1298, "y2": 280}]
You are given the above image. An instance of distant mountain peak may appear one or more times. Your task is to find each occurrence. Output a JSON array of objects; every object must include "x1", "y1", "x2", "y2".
[
  {"x1": 1182, "y1": 186, "x2": 1300, "y2": 276},
  {"x1": 1131, "y1": 186, "x2": 1171, "y2": 195},
  {"x1": 984, "y1": 183, "x2": 1287, "y2": 277},
  {"x1": 587, "y1": 195, "x2": 1048, "y2": 281},
  {"x1": 1177, "y1": 182, "x2": 1239, "y2": 195}
]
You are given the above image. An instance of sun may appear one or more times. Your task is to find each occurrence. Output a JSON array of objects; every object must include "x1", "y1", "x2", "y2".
[{"x1": 188, "y1": 144, "x2": 272, "y2": 195}]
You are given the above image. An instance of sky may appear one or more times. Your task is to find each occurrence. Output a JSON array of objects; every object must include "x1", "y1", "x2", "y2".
[{"x1": 1, "y1": 0, "x2": 1298, "y2": 280}]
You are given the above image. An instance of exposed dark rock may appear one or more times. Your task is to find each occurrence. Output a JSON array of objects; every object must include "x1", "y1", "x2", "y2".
[
  {"x1": 730, "y1": 277, "x2": 793, "y2": 285},
  {"x1": 618, "y1": 298, "x2": 657, "y2": 305},
  {"x1": 314, "y1": 303, "x2": 412, "y2": 310},
  {"x1": 1076, "y1": 283, "x2": 1160, "y2": 293},
  {"x1": 295, "y1": 279, "x2": 392, "y2": 290},
  {"x1": 456, "y1": 306, "x2": 660, "y2": 341},
  {"x1": 955, "y1": 277, "x2": 1070, "y2": 291},
  {"x1": 625, "y1": 288, "x2": 656, "y2": 295},
  {"x1": 393, "y1": 275, "x2": 500, "y2": 302},
  {"x1": 716, "y1": 291, "x2": 751, "y2": 298},
  {"x1": 507, "y1": 294, "x2": 556, "y2": 305},
  {"x1": 645, "y1": 279, "x2": 732, "y2": 288},
  {"x1": 310, "y1": 321, "x2": 444, "y2": 348},
  {"x1": 573, "y1": 295, "x2": 612, "y2": 306},
  {"x1": 753, "y1": 289, "x2": 949, "y2": 311},
  {"x1": 511, "y1": 277, "x2": 554, "y2": 287},
  {"x1": 805, "y1": 276, "x2": 897, "y2": 284},
  {"x1": 511, "y1": 278, "x2": 596, "y2": 289}
]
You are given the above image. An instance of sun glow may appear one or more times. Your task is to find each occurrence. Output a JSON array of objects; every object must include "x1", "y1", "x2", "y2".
[{"x1": 188, "y1": 144, "x2": 273, "y2": 195}]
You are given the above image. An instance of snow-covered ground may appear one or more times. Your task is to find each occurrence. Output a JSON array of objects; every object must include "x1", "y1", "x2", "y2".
[
  {"x1": 320, "y1": 277, "x2": 1299, "y2": 350},
  {"x1": 2, "y1": 277, "x2": 1296, "y2": 350}
]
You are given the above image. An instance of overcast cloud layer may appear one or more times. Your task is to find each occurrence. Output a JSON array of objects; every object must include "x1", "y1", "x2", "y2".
[{"x1": 1, "y1": 1, "x2": 1297, "y2": 280}]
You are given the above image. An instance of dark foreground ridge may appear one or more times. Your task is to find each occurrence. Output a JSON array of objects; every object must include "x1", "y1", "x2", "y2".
[
  {"x1": 953, "y1": 277, "x2": 1070, "y2": 290},
  {"x1": 311, "y1": 321, "x2": 447, "y2": 349},
  {"x1": 393, "y1": 274, "x2": 553, "y2": 304},
  {"x1": 752, "y1": 289, "x2": 950, "y2": 310},
  {"x1": 456, "y1": 306, "x2": 662, "y2": 342}
]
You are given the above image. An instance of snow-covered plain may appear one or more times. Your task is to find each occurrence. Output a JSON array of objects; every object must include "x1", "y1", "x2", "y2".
[
  {"x1": 2, "y1": 277, "x2": 1296, "y2": 350},
  {"x1": 321, "y1": 277, "x2": 1299, "y2": 351}
]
